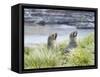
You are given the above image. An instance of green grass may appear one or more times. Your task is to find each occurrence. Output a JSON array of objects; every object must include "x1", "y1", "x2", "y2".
[{"x1": 24, "y1": 33, "x2": 94, "y2": 69}]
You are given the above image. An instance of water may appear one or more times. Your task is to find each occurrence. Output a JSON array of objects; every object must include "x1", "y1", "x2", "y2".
[{"x1": 24, "y1": 25, "x2": 94, "y2": 47}]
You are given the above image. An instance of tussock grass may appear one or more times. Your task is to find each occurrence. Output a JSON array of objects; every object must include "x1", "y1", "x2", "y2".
[{"x1": 24, "y1": 33, "x2": 94, "y2": 69}]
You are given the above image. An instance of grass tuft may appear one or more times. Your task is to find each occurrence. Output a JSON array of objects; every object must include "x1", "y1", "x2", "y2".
[{"x1": 24, "y1": 33, "x2": 94, "y2": 69}]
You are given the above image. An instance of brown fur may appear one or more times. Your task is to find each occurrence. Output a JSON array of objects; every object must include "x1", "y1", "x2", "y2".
[
  {"x1": 65, "y1": 31, "x2": 78, "y2": 52},
  {"x1": 47, "y1": 33, "x2": 57, "y2": 49}
]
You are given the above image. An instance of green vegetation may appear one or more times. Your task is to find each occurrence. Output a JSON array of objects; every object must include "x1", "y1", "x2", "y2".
[{"x1": 24, "y1": 33, "x2": 94, "y2": 69}]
